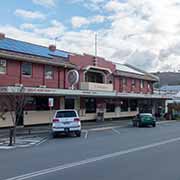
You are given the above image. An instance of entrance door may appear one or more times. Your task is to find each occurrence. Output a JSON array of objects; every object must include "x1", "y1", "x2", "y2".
[{"x1": 65, "y1": 98, "x2": 75, "y2": 109}]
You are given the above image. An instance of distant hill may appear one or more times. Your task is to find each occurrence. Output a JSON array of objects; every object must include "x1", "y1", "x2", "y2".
[{"x1": 153, "y1": 72, "x2": 180, "y2": 87}]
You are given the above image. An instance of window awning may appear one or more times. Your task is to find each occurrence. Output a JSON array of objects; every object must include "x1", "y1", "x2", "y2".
[{"x1": 83, "y1": 65, "x2": 112, "y2": 74}]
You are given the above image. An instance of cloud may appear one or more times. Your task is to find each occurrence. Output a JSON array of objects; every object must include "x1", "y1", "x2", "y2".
[
  {"x1": 71, "y1": 15, "x2": 105, "y2": 28},
  {"x1": 71, "y1": 17, "x2": 89, "y2": 28},
  {"x1": 15, "y1": 9, "x2": 46, "y2": 20},
  {"x1": 20, "y1": 23, "x2": 36, "y2": 30},
  {"x1": 3, "y1": 0, "x2": 180, "y2": 72},
  {"x1": 69, "y1": 0, "x2": 107, "y2": 11},
  {"x1": 32, "y1": 0, "x2": 56, "y2": 7}
]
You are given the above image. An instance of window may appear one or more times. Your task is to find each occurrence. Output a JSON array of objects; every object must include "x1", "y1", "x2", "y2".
[
  {"x1": 0, "y1": 59, "x2": 6, "y2": 74},
  {"x1": 122, "y1": 78, "x2": 127, "y2": 86},
  {"x1": 85, "y1": 98, "x2": 96, "y2": 113},
  {"x1": 22, "y1": 62, "x2": 32, "y2": 76},
  {"x1": 140, "y1": 80, "x2": 145, "y2": 88},
  {"x1": 106, "y1": 103, "x2": 115, "y2": 112},
  {"x1": 45, "y1": 65, "x2": 54, "y2": 79},
  {"x1": 121, "y1": 99, "x2": 128, "y2": 112},
  {"x1": 56, "y1": 111, "x2": 77, "y2": 118},
  {"x1": 85, "y1": 71, "x2": 104, "y2": 83},
  {"x1": 132, "y1": 79, "x2": 136, "y2": 87},
  {"x1": 130, "y1": 100, "x2": 137, "y2": 111}
]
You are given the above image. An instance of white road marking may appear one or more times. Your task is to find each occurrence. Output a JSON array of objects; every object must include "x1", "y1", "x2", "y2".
[
  {"x1": 112, "y1": 128, "x2": 121, "y2": 135},
  {"x1": 84, "y1": 130, "x2": 88, "y2": 139},
  {"x1": 5, "y1": 136, "x2": 180, "y2": 180},
  {"x1": 35, "y1": 137, "x2": 49, "y2": 146},
  {"x1": 88, "y1": 125, "x2": 125, "y2": 132}
]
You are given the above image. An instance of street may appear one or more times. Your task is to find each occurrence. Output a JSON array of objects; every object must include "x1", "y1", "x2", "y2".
[{"x1": 1, "y1": 121, "x2": 180, "y2": 180}]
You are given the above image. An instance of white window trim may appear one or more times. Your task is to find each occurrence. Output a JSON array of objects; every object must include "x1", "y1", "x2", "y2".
[
  {"x1": 22, "y1": 62, "x2": 32, "y2": 77},
  {"x1": 45, "y1": 65, "x2": 54, "y2": 80},
  {"x1": 0, "y1": 59, "x2": 7, "y2": 74}
]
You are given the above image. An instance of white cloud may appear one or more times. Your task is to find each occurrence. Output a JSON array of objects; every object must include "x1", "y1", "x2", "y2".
[
  {"x1": 20, "y1": 23, "x2": 36, "y2": 30},
  {"x1": 33, "y1": 20, "x2": 66, "y2": 39},
  {"x1": 71, "y1": 17, "x2": 89, "y2": 28},
  {"x1": 69, "y1": 0, "x2": 107, "y2": 11},
  {"x1": 71, "y1": 15, "x2": 105, "y2": 28},
  {"x1": 3, "y1": 0, "x2": 180, "y2": 72},
  {"x1": 32, "y1": 0, "x2": 56, "y2": 7},
  {"x1": 15, "y1": 9, "x2": 46, "y2": 20}
]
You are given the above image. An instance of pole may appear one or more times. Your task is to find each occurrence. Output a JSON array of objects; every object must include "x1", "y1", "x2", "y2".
[{"x1": 95, "y1": 33, "x2": 97, "y2": 58}]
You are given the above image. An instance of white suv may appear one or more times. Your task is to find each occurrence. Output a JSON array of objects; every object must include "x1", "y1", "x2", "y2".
[{"x1": 52, "y1": 109, "x2": 81, "y2": 138}]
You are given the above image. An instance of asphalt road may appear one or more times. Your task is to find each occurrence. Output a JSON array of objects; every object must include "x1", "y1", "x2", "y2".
[{"x1": 1, "y1": 121, "x2": 180, "y2": 180}]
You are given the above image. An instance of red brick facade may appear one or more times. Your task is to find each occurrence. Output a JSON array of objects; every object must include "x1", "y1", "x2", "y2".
[{"x1": 0, "y1": 54, "x2": 154, "y2": 94}]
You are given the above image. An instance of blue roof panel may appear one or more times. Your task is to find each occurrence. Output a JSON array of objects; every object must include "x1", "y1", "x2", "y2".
[{"x1": 0, "y1": 38, "x2": 69, "y2": 59}]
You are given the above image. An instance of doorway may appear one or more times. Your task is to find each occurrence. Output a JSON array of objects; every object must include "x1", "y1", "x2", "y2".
[{"x1": 65, "y1": 98, "x2": 75, "y2": 109}]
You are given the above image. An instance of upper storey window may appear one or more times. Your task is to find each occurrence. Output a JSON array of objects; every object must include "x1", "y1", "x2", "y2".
[
  {"x1": 140, "y1": 80, "x2": 145, "y2": 88},
  {"x1": 0, "y1": 59, "x2": 6, "y2": 74},
  {"x1": 122, "y1": 78, "x2": 127, "y2": 86},
  {"x1": 22, "y1": 62, "x2": 32, "y2": 76},
  {"x1": 132, "y1": 79, "x2": 136, "y2": 87},
  {"x1": 45, "y1": 65, "x2": 54, "y2": 80},
  {"x1": 85, "y1": 71, "x2": 104, "y2": 83}
]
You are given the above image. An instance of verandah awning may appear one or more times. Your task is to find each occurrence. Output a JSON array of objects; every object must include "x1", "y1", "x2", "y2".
[{"x1": 0, "y1": 86, "x2": 171, "y2": 99}]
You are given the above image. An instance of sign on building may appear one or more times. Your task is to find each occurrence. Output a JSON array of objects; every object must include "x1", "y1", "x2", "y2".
[{"x1": 48, "y1": 98, "x2": 54, "y2": 107}]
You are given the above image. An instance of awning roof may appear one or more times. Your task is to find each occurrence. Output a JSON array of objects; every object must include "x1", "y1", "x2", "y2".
[{"x1": 0, "y1": 86, "x2": 170, "y2": 99}]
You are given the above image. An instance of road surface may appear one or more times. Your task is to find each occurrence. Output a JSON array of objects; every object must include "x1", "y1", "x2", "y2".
[{"x1": 0, "y1": 121, "x2": 180, "y2": 180}]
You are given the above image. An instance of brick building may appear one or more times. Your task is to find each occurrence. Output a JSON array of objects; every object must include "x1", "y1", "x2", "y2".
[{"x1": 0, "y1": 33, "x2": 167, "y2": 127}]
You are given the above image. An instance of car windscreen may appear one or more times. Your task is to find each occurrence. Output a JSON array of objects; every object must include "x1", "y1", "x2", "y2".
[
  {"x1": 140, "y1": 115, "x2": 153, "y2": 120},
  {"x1": 56, "y1": 111, "x2": 77, "y2": 118}
]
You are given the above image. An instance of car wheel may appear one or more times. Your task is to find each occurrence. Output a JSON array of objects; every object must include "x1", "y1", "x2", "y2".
[
  {"x1": 152, "y1": 123, "x2": 156, "y2": 127},
  {"x1": 75, "y1": 131, "x2": 81, "y2": 137}
]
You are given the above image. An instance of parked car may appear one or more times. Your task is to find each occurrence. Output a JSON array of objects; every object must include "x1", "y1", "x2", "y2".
[
  {"x1": 132, "y1": 113, "x2": 156, "y2": 127},
  {"x1": 52, "y1": 109, "x2": 81, "y2": 137}
]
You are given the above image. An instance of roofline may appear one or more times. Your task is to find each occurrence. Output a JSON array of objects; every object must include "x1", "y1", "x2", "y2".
[
  {"x1": 0, "y1": 51, "x2": 76, "y2": 68},
  {"x1": 125, "y1": 63, "x2": 159, "y2": 82},
  {"x1": 4, "y1": 37, "x2": 70, "y2": 54}
]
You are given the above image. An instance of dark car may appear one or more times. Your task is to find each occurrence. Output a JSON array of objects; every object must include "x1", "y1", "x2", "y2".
[{"x1": 132, "y1": 113, "x2": 156, "y2": 127}]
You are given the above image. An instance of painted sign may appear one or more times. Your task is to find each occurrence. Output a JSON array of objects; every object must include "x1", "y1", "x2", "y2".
[
  {"x1": 67, "y1": 70, "x2": 79, "y2": 86},
  {"x1": 48, "y1": 98, "x2": 54, "y2": 107}
]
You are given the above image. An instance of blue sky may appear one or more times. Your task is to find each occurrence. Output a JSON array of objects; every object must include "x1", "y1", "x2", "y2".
[
  {"x1": 0, "y1": 0, "x2": 111, "y2": 31},
  {"x1": 0, "y1": 0, "x2": 180, "y2": 72}
]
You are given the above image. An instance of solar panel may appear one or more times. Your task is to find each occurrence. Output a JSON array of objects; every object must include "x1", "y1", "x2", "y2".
[{"x1": 0, "y1": 38, "x2": 69, "y2": 59}]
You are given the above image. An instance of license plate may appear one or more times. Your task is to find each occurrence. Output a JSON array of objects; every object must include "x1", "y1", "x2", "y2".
[{"x1": 63, "y1": 122, "x2": 70, "y2": 124}]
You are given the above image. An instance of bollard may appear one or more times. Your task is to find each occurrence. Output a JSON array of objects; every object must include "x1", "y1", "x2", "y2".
[{"x1": 9, "y1": 128, "x2": 13, "y2": 146}]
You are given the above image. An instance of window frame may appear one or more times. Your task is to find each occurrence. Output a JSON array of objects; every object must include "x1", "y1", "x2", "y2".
[
  {"x1": 22, "y1": 62, "x2": 32, "y2": 77},
  {"x1": 132, "y1": 79, "x2": 136, "y2": 87},
  {"x1": 0, "y1": 59, "x2": 7, "y2": 74},
  {"x1": 45, "y1": 65, "x2": 54, "y2": 80},
  {"x1": 140, "y1": 80, "x2": 145, "y2": 89},
  {"x1": 122, "y1": 77, "x2": 127, "y2": 86}
]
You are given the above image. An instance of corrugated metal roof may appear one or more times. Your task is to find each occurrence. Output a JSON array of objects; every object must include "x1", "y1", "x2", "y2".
[
  {"x1": 160, "y1": 85, "x2": 180, "y2": 91},
  {"x1": 0, "y1": 38, "x2": 69, "y2": 59},
  {"x1": 115, "y1": 63, "x2": 144, "y2": 75}
]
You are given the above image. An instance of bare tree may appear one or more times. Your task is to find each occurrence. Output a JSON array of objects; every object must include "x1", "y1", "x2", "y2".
[{"x1": 0, "y1": 86, "x2": 26, "y2": 145}]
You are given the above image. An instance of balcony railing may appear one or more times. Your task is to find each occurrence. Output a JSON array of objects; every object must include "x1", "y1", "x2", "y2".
[{"x1": 80, "y1": 82, "x2": 113, "y2": 92}]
